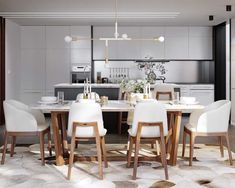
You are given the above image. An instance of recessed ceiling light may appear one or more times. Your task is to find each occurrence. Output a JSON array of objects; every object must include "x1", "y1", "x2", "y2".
[
  {"x1": 226, "y1": 5, "x2": 232, "y2": 12},
  {"x1": 209, "y1": 15, "x2": 214, "y2": 21}
]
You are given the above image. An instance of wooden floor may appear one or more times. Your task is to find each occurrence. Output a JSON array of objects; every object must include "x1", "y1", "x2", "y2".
[{"x1": 1, "y1": 116, "x2": 235, "y2": 152}]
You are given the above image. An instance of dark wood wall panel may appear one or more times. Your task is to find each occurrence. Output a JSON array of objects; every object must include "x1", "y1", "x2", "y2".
[
  {"x1": 213, "y1": 22, "x2": 226, "y2": 100},
  {"x1": 0, "y1": 17, "x2": 5, "y2": 125}
]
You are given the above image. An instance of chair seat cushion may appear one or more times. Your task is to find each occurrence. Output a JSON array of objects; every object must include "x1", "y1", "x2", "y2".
[
  {"x1": 37, "y1": 124, "x2": 49, "y2": 132},
  {"x1": 73, "y1": 128, "x2": 107, "y2": 138},
  {"x1": 128, "y1": 128, "x2": 167, "y2": 138}
]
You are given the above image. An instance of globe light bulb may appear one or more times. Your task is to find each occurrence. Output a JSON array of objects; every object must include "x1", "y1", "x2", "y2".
[
  {"x1": 122, "y1": 33, "x2": 128, "y2": 39},
  {"x1": 158, "y1": 36, "x2": 165, "y2": 42},
  {"x1": 64, "y1": 36, "x2": 72, "y2": 43}
]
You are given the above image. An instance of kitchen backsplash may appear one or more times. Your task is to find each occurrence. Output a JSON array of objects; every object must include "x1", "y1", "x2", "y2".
[{"x1": 94, "y1": 60, "x2": 214, "y2": 84}]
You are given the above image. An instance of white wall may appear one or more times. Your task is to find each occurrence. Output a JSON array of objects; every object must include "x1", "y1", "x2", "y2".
[
  {"x1": 231, "y1": 18, "x2": 235, "y2": 126},
  {"x1": 5, "y1": 19, "x2": 21, "y2": 100}
]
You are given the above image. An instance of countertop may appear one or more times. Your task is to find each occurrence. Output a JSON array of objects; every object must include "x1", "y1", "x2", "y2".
[{"x1": 54, "y1": 83, "x2": 214, "y2": 88}]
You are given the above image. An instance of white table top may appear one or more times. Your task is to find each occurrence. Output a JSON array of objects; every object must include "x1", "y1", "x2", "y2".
[{"x1": 30, "y1": 100, "x2": 204, "y2": 114}]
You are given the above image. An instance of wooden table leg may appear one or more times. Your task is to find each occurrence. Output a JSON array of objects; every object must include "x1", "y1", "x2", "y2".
[
  {"x1": 61, "y1": 112, "x2": 69, "y2": 154},
  {"x1": 169, "y1": 111, "x2": 182, "y2": 166},
  {"x1": 51, "y1": 111, "x2": 65, "y2": 166}
]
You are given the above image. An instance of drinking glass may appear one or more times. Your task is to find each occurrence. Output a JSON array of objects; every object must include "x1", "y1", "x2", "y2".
[
  {"x1": 57, "y1": 91, "x2": 64, "y2": 104},
  {"x1": 174, "y1": 91, "x2": 180, "y2": 104}
]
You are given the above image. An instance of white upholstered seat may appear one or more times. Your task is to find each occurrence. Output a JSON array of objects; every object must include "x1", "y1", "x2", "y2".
[
  {"x1": 182, "y1": 100, "x2": 233, "y2": 166},
  {"x1": 127, "y1": 100, "x2": 169, "y2": 180},
  {"x1": 67, "y1": 101, "x2": 108, "y2": 180},
  {"x1": 153, "y1": 83, "x2": 178, "y2": 100},
  {"x1": 2, "y1": 100, "x2": 51, "y2": 165}
]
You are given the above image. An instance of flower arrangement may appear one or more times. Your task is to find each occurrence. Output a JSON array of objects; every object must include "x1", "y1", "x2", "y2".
[{"x1": 120, "y1": 79, "x2": 148, "y2": 93}]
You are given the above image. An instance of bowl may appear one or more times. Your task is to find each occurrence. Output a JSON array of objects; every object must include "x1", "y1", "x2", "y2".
[
  {"x1": 180, "y1": 97, "x2": 196, "y2": 104},
  {"x1": 41, "y1": 96, "x2": 57, "y2": 102}
]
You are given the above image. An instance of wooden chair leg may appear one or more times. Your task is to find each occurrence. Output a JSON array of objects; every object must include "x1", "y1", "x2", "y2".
[
  {"x1": 100, "y1": 137, "x2": 108, "y2": 168},
  {"x1": 95, "y1": 135, "x2": 103, "y2": 179},
  {"x1": 75, "y1": 141, "x2": 78, "y2": 149},
  {"x1": 189, "y1": 133, "x2": 195, "y2": 166},
  {"x1": 1, "y1": 131, "x2": 8, "y2": 165},
  {"x1": 182, "y1": 129, "x2": 187, "y2": 158},
  {"x1": 219, "y1": 136, "x2": 224, "y2": 158},
  {"x1": 67, "y1": 133, "x2": 76, "y2": 180},
  {"x1": 127, "y1": 137, "x2": 134, "y2": 168},
  {"x1": 224, "y1": 133, "x2": 233, "y2": 166},
  {"x1": 47, "y1": 131, "x2": 52, "y2": 156},
  {"x1": 159, "y1": 133, "x2": 169, "y2": 180},
  {"x1": 10, "y1": 136, "x2": 16, "y2": 157},
  {"x1": 151, "y1": 141, "x2": 155, "y2": 149},
  {"x1": 133, "y1": 137, "x2": 140, "y2": 180},
  {"x1": 39, "y1": 132, "x2": 45, "y2": 165}
]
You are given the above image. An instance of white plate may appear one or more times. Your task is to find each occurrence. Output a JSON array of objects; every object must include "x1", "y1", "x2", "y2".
[
  {"x1": 38, "y1": 101, "x2": 58, "y2": 104},
  {"x1": 179, "y1": 101, "x2": 199, "y2": 105}
]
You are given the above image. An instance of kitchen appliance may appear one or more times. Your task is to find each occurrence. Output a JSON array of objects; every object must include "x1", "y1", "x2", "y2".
[
  {"x1": 71, "y1": 65, "x2": 91, "y2": 83},
  {"x1": 102, "y1": 77, "x2": 109, "y2": 83}
]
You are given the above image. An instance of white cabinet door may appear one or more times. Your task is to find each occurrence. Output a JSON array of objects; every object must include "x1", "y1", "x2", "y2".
[
  {"x1": 46, "y1": 26, "x2": 70, "y2": 49},
  {"x1": 189, "y1": 90, "x2": 214, "y2": 106},
  {"x1": 21, "y1": 26, "x2": 45, "y2": 49},
  {"x1": 21, "y1": 49, "x2": 45, "y2": 90},
  {"x1": 140, "y1": 27, "x2": 165, "y2": 59},
  {"x1": 20, "y1": 90, "x2": 43, "y2": 105},
  {"x1": 231, "y1": 89, "x2": 235, "y2": 126},
  {"x1": 93, "y1": 26, "x2": 118, "y2": 59},
  {"x1": 116, "y1": 27, "x2": 141, "y2": 59},
  {"x1": 189, "y1": 27, "x2": 212, "y2": 59},
  {"x1": 165, "y1": 27, "x2": 189, "y2": 59},
  {"x1": 70, "y1": 26, "x2": 91, "y2": 49},
  {"x1": 46, "y1": 49, "x2": 70, "y2": 90}
]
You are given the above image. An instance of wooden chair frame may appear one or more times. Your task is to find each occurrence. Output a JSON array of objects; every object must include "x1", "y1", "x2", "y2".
[
  {"x1": 1, "y1": 126, "x2": 52, "y2": 165},
  {"x1": 126, "y1": 122, "x2": 169, "y2": 180},
  {"x1": 182, "y1": 126, "x2": 233, "y2": 166},
  {"x1": 67, "y1": 122, "x2": 108, "y2": 180},
  {"x1": 156, "y1": 91, "x2": 173, "y2": 100}
]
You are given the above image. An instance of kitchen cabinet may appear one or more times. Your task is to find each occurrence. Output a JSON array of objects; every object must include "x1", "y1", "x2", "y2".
[
  {"x1": 164, "y1": 27, "x2": 189, "y2": 59},
  {"x1": 46, "y1": 49, "x2": 70, "y2": 90},
  {"x1": 46, "y1": 26, "x2": 70, "y2": 49},
  {"x1": 93, "y1": 26, "x2": 118, "y2": 59},
  {"x1": 188, "y1": 27, "x2": 212, "y2": 59},
  {"x1": 20, "y1": 90, "x2": 43, "y2": 105},
  {"x1": 70, "y1": 26, "x2": 91, "y2": 49},
  {"x1": 21, "y1": 26, "x2": 45, "y2": 49},
  {"x1": 179, "y1": 84, "x2": 214, "y2": 106},
  {"x1": 140, "y1": 27, "x2": 165, "y2": 59}
]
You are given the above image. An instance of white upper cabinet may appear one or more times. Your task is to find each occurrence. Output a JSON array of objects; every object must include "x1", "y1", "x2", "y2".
[
  {"x1": 116, "y1": 27, "x2": 141, "y2": 59},
  {"x1": 188, "y1": 27, "x2": 213, "y2": 59},
  {"x1": 21, "y1": 26, "x2": 45, "y2": 49},
  {"x1": 20, "y1": 49, "x2": 45, "y2": 90},
  {"x1": 46, "y1": 49, "x2": 70, "y2": 90},
  {"x1": 140, "y1": 27, "x2": 165, "y2": 59},
  {"x1": 93, "y1": 26, "x2": 118, "y2": 59},
  {"x1": 164, "y1": 27, "x2": 189, "y2": 59},
  {"x1": 70, "y1": 26, "x2": 91, "y2": 49},
  {"x1": 46, "y1": 26, "x2": 70, "y2": 49}
]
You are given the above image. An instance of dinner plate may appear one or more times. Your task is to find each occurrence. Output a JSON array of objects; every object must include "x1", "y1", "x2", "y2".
[
  {"x1": 179, "y1": 101, "x2": 199, "y2": 105},
  {"x1": 38, "y1": 101, "x2": 58, "y2": 104}
]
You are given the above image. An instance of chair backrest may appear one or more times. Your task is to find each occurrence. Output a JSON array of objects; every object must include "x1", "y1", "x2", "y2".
[
  {"x1": 154, "y1": 84, "x2": 177, "y2": 100},
  {"x1": 76, "y1": 92, "x2": 100, "y2": 101},
  {"x1": 130, "y1": 100, "x2": 168, "y2": 137},
  {"x1": 68, "y1": 101, "x2": 105, "y2": 137},
  {"x1": 194, "y1": 100, "x2": 231, "y2": 133},
  {"x1": 3, "y1": 100, "x2": 38, "y2": 132},
  {"x1": 7, "y1": 99, "x2": 29, "y2": 112}
]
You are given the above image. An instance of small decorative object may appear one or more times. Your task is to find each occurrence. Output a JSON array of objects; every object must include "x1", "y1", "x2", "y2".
[
  {"x1": 120, "y1": 79, "x2": 151, "y2": 102},
  {"x1": 135, "y1": 56, "x2": 168, "y2": 84},
  {"x1": 100, "y1": 96, "x2": 108, "y2": 106}
]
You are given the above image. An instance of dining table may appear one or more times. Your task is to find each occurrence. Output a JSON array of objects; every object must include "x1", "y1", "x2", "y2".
[{"x1": 31, "y1": 100, "x2": 204, "y2": 166}]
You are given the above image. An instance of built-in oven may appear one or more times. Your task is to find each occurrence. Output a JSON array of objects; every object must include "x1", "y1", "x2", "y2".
[{"x1": 71, "y1": 65, "x2": 91, "y2": 83}]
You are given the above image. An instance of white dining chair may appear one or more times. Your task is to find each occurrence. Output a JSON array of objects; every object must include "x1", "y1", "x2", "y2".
[
  {"x1": 67, "y1": 101, "x2": 108, "y2": 180},
  {"x1": 154, "y1": 83, "x2": 178, "y2": 100},
  {"x1": 1, "y1": 100, "x2": 52, "y2": 165},
  {"x1": 182, "y1": 100, "x2": 233, "y2": 166},
  {"x1": 127, "y1": 100, "x2": 169, "y2": 180}
]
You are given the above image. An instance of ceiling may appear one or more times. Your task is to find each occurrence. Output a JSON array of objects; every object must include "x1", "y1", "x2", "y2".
[{"x1": 0, "y1": 0, "x2": 235, "y2": 26}]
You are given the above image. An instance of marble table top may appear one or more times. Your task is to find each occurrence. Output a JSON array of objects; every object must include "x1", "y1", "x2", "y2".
[{"x1": 30, "y1": 100, "x2": 204, "y2": 114}]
